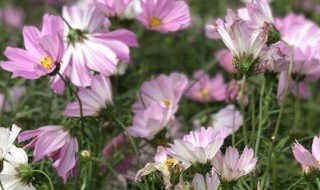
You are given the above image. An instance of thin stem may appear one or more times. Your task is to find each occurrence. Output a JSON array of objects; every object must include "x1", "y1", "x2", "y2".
[
  {"x1": 0, "y1": 180, "x2": 4, "y2": 190},
  {"x1": 273, "y1": 45, "x2": 294, "y2": 138},
  {"x1": 255, "y1": 76, "x2": 266, "y2": 155},
  {"x1": 57, "y1": 73, "x2": 84, "y2": 128},
  {"x1": 33, "y1": 170, "x2": 54, "y2": 190},
  {"x1": 240, "y1": 74, "x2": 248, "y2": 145},
  {"x1": 285, "y1": 178, "x2": 303, "y2": 190},
  {"x1": 113, "y1": 116, "x2": 141, "y2": 168}
]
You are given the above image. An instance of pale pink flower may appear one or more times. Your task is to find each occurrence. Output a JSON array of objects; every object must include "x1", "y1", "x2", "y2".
[
  {"x1": 0, "y1": 6, "x2": 24, "y2": 29},
  {"x1": 0, "y1": 124, "x2": 21, "y2": 160},
  {"x1": 226, "y1": 80, "x2": 249, "y2": 106},
  {"x1": 136, "y1": 146, "x2": 183, "y2": 189},
  {"x1": 52, "y1": 4, "x2": 138, "y2": 89},
  {"x1": 292, "y1": 137, "x2": 320, "y2": 173},
  {"x1": 18, "y1": 126, "x2": 78, "y2": 183},
  {"x1": 128, "y1": 103, "x2": 173, "y2": 139},
  {"x1": 136, "y1": 0, "x2": 191, "y2": 33},
  {"x1": 95, "y1": 0, "x2": 142, "y2": 19},
  {"x1": 209, "y1": 11, "x2": 270, "y2": 75},
  {"x1": 211, "y1": 104, "x2": 243, "y2": 135},
  {"x1": 3, "y1": 86, "x2": 27, "y2": 113},
  {"x1": 185, "y1": 70, "x2": 227, "y2": 102},
  {"x1": 192, "y1": 170, "x2": 220, "y2": 190},
  {"x1": 246, "y1": 0, "x2": 274, "y2": 28},
  {"x1": 64, "y1": 75, "x2": 112, "y2": 117},
  {"x1": 1, "y1": 14, "x2": 65, "y2": 87},
  {"x1": 211, "y1": 146, "x2": 257, "y2": 182},
  {"x1": 275, "y1": 14, "x2": 320, "y2": 102},
  {"x1": 167, "y1": 127, "x2": 228, "y2": 168},
  {"x1": 216, "y1": 49, "x2": 237, "y2": 73},
  {"x1": 132, "y1": 72, "x2": 188, "y2": 114}
]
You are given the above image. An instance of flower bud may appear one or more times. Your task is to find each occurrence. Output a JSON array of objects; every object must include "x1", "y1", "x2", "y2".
[{"x1": 80, "y1": 150, "x2": 91, "y2": 163}]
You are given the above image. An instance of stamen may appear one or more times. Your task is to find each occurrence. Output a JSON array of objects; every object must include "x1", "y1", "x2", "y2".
[
  {"x1": 150, "y1": 17, "x2": 162, "y2": 28},
  {"x1": 200, "y1": 88, "x2": 209, "y2": 99},
  {"x1": 40, "y1": 55, "x2": 52, "y2": 70},
  {"x1": 163, "y1": 99, "x2": 171, "y2": 108}
]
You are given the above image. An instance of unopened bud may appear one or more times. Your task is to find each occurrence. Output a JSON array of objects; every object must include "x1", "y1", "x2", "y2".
[{"x1": 80, "y1": 150, "x2": 91, "y2": 162}]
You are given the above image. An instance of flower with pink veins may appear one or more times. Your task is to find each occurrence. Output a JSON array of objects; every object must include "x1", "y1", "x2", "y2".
[
  {"x1": 211, "y1": 146, "x2": 257, "y2": 182},
  {"x1": 64, "y1": 75, "x2": 113, "y2": 117},
  {"x1": 95, "y1": 0, "x2": 142, "y2": 19},
  {"x1": 167, "y1": 127, "x2": 228, "y2": 168},
  {"x1": 211, "y1": 104, "x2": 243, "y2": 135},
  {"x1": 128, "y1": 102, "x2": 173, "y2": 139},
  {"x1": 132, "y1": 72, "x2": 188, "y2": 114},
  {"x1": 185, "y1": 70, "x2": 227, "y2": 102},
  {"x1": 51, "y1": 4, "x2": 138, "y2": 89},
  {"x1": 246, "y1": 0, "x2": 274, "y2": 29},
  {"x1": 136, "y1": 0, "x2": 191, "y2": 33},
  {"x1": 1, "y1": 14, "x2": 65, "y2": 87},
  {"x1": 136, "y1": 146, "x2": 183, "y2": 189},
  {"x1": 292, "y1": 137, "x2": 320, "y2": 174},
  {"x1": 274, "y1": 14, "x2": 320, "y2": 102},
  {"x1": 226, "y1": 79, "x2": 249, "y2": 106},
  {"x1": 216, "y1": 49, "x2": 237, "y2": 73},
  {"x1": 192, "y1": 169, "x2": 220, "y2": 190},
  {"x1": 18, "y1": 125, "x2": 78, "y2": 183},
  {"x1": 210, "y1": 11, "x2": 270, "y2": 76}
]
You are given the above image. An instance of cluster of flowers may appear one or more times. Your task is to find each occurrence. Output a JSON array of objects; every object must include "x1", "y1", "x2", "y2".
[{"x1": 1, "y1": 0, "x2": 320, "y2": 189}]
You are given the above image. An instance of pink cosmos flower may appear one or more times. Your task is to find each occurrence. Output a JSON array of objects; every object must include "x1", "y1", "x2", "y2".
[
  {"x1": 274, "y1": 14, "x2": 320, "y2": 102},
  {"x1": 18, "y1": 126, "x2": 78, "y2": 183},
  {"x1": 136, "y1": 0, "x2": 191, "y2": 33},
  {"x1": 208, "y1": 10, "x2": 270, "y2": 75},
  {"x1": 216, "y1": 49, "x2": 237, "y2": 73},
  {"x1": 211, "y1": 146, "x2": 257, "y2": 182},
  {"x1": 245, "y1": 0, "x2": 274, "y2": 28},
  {"x1": 185, "y1": 70, "x2": 227, "y2": 102},
  {"x1": 292, "y1": 137, "x2": 320, "y2": 173},
  {"x1": 132, "y1": 72, "x2": 188, "y2": 114},
  {"x1": 211, "y1": 104, "x2": 243, "y2": 135},
  {"x1": 0, "y1": 6, "x2": 25, "y2": 29},
  {"x1": 136, "y1": 146, "x2": 183, "y2": 189},
  {"x1": 95, "y1": 0, "x2": 142, "y2": 19},
  {"x1": 192, "y1": 170, "x2": 220, "y2": 190},
  {"x1": 64, "y1": 75, "x2": 113, "y2": 117},
  {"x1": 1, "y1": 14, "x2": 65, "y2": 88},
  {"x1": 3, "y1": 86, "x2": 27, "y2": 113},
  {"x1": 51, "y1": 5, "x2": 138, "y2": 89},
  {"x1": 226, "y1": 80, "x2": 249, "y2": 106},
  {"x1": 167, "y1": 127, "x2": 228, "y2": 168},
  {"x1": 128, "y1": 103, "x2": 173, "y2": 139}
]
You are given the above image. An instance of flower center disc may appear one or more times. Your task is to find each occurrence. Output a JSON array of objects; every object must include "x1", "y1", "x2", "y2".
[
  {"x1": 40, "y1": 55, "x2": 52, "y2": 70},
  {"x1": 150, "y1": 17, "x2": 162, "y2": 28}
]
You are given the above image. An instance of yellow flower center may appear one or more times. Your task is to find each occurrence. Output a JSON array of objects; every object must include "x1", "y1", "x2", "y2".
[
  {"x1": 40, "y1": 55, "x2": 52, "y2": 70},
  {"x1": 200, "y1": 88, "x2": 209, "y2": 99},
  {"x1": 164, "y1": 158, "x2": 178, "y2": 167},
  {"x1": 150, "y1": 17, "x2": 162, "y2": 28},
  {"x1": 163, "y1": 99, "x2": 171, "y2": 108}
]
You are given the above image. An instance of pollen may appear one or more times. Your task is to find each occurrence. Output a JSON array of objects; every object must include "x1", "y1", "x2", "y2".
[
  {"x1": 150, "y1": 17, "x2": 162, "y2": 28},
  {"x1": 163, "y1": 98, "x2": 171, "y2": 108},
  {"x1": 200, "y1": 88, "x2": 209, "y2": 99},
  {"x1": 164, "y1": 158, "x2": 178, "y2": 167},
  {"x1": 40, "y1": 55, "x2": 52, "y2": 70}
]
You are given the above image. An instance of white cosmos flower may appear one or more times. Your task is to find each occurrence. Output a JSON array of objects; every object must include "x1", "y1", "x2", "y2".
[
  {"x1": 0, "y1": 124, "x2": 21, "y2": 161},
  {"x1": 0, "y1": 145, "x2": 36, "y2": 190}
]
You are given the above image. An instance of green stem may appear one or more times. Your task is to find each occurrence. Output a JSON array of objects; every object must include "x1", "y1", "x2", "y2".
[
  {"x1": 0, "y1": 180, "x2": 4, "y2": 190},
  {"x1": 57, "y1": 73, "x2": 84, "y2": 129},
  {"x1": 255, "y1": 76, "x2": 266, "y2": 155},
  {"x1": 113, "y1": 117, "x2": 141, "y2": 168},
  {"x1": 240, "y1": 74, "x2": 248, "y2": 145},
  {"x1": 285, "y1": 177, "x2": 303, "y2": 190},
  {"x1": 33, "y1": 170, "x2": 54, "y2": 190},
  {"x1": 273, "y1": 44, "x2": 294, "y2": 138}
]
